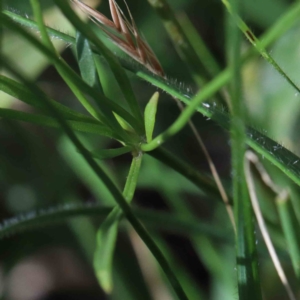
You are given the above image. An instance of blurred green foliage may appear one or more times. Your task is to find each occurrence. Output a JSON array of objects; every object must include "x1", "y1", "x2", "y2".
[{"x1": 1, "y1": 0, "x2": 300, "y2": 299}]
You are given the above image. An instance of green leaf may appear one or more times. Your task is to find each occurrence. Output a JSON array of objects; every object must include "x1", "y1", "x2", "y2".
[
  {"x1": 144, "y1": 91, "x2": 159, "y2": 143},
  {"x1": 89, "y1": 147, "x2": 132, "y2": 160},
  {"x1": 0, "y1": 108, "x2": 118, "y2": 138},
  {"x1": 76, "y1": 31, "x2": 103, "y2": 93},
  {"x1": 94, "y1": 209, "x2": 120, "y2": 294},
  {"x1": 93, "y1": 154, "x2": 142, "y2": 293},
  {"x1": 0, "y1": 75, "x2": 97, "y2": 123}
]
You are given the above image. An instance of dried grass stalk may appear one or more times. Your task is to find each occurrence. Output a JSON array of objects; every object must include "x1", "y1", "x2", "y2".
[{"x1": 71, "y1": 0, "x2": 164, "y2": 76}]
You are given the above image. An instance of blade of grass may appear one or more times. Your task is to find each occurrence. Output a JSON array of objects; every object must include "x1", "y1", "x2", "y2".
[
  {"x1": 55, "y1": 0, "x2": 144, "y2": 133},
  {"x1": 76, "y1": 32, "x2": 104, "y2": 94},
  {"x1": 0, "y1": 75, "x2": 99, "y2": 124},
  {"x1": 0, "y1": 203, "x2": 230, "y2": 242},
  {"x1": 222, "y1": 0, "x2": 300, "y2": 95},
  {"x1": 0, "y1": 108, "x2": 119, "y2": 138},
  {"x1": 94, "y1": 153, "x2": 142, "y2": 293},
  {"x1": 1, "y1": 56, "x2": 188, "y2": 300},
  {"x1": 149, "y1": 147, "x2": 227, "y2": 202},
  {"x1": 178, "y1": 12, "x2": 221, "y2": 77},
  {"x1": 227, "y1": 2, "x2": 261, "y2": 298},
  {"x1": 89, "y1": 146, "x2": 132, "y2": 160},
  {"x1": 146, "y1": 0, "x2": 211, "y2": 86}
]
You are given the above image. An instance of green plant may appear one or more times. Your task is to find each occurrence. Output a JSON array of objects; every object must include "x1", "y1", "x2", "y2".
[{"x1": 1, "y1": 0, "x2": 300, "y2": 299}]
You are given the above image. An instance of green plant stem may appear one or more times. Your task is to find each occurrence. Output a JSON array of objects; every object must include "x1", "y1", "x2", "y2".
[
  {"x1": 227, "y1": 1, "x2": 261, "y2": 299},
  {"x1": 178, "y1": 13, "x2": 221, "y2": 77},
  {"x1": 146, "y1": 0, "x2": 211, "y2": 86},
  {"x1": 0, "y1": 108, "x2": 119, "y2": 138},
  {"x1": 149, "y1": 147, "x2": 226, "y2": 202},
  {"x1": 0, "y1": 203, "x2": 230, "y2": 242},
  {"x1": 94, "y1": 153, "x2": 143, "y2": 293},
  {"x1": 222, "y1": 0, "x2": 300, "y2": 94}
]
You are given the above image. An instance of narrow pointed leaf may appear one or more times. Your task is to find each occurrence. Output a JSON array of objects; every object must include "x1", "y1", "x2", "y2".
[
  {"x1": 76, "y1": 31, "x2": 103, "y2": 93},
  {"x1": 89, "y1": 146, "x2": 131, "y2": 160},
  {"x1": 144, "y1": 91, "x2": 159, "y2": 143},
  {"x1": 0, "y1": 75, "x2": 96, "y2": 123},
  {"x1": 0, "y1": 108, "x2": 118, "y2": 138},
  {"x1": 93, "y1": 154, "x2": 142, "y2": 293}
]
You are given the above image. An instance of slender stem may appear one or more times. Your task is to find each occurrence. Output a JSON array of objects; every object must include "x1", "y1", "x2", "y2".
[
  {"x1": 227, "y1": 1, "x2": 261, "y2": 298},
  {"x1": 245, "y1": 151, "x2": 296, "y2": 300},
  {"x1": 147, "y1": 0, "x2": 211, "y2": 86},
  {"x1": 222, "y1": 0, "x2": 300, "y2": 94},
  {"x1": 94, "y1": 152, "x2": 143, "y2": 293}
]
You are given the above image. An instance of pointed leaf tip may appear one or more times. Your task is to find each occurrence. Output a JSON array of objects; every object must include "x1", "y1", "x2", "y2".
[{"x1": 144, "y1": 91, "x2": 159, "y2": 143}]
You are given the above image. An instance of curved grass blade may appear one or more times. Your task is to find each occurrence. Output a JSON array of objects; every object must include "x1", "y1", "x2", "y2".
[
  {"x1": 94, "y1": 153, "x2": 142, "y2": 293},
  {"x1": 89, "y1": 146, "x2": 132, "y2": 160},
  {"x1": 222, "y1": 0, "x2": 300, "y2": 95},
  {"x1": 146, "y1": 0, "x2": 211, "y2": 86},
  {"x1": 76, "y1": 31, "x2": 104, "y2": 93},
  {"x1": 0, "y1": 75, "x2": 98, "y2": 123},
  {"x1": 0, "y1": 108, "x2": 118, "y2": 138},
  {"x1": 0, "y1": 203, "x2": 229, "y2": 242},
  {"x1": 178, "y1": 12, "x2": 221, "y2": 77}
]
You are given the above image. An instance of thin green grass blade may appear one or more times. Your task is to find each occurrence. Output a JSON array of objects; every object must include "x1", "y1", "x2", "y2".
[
  {"x1": 222, "y1": 0, "x2": 300, "y2": 95},
  {"x1": 277, "y1": 195, "x2": 300, "y2": 280},
  {"x1": 89, "y1": 146, "x2": 132, "y2": 160},
  {"x1": 144, "y1": 92, "x2": 159, "y2": 143},
  {"x1": 146, "y1": 0, "x2": 211, "y2": 85},
  {"x1": 227, "y1": 2, "x2": 262, "y2": 298},
  {"x1": 149, "y1": 147, "x2": 226, "y2": 202},
  {"x1": 0, "y1": 108, "x2": 118, "y2": 138},
  {"x1": 0, "y1": 203, "x2": 229, "y2": 242},
  {"x1": 178, "y1": 13, "x2": 221, "y2": 77},
  {"x1": 0, "y1": 75, "x2": 98, "y2": 123},
  {"x1": 94, "y1": 153, "x2": 142, "y2": 293},
  {"x1": 76, "y1": 32, "x2": 104, "y2": 93},
  {"x1": 53, "y1": 0, "x2": 144, "y2": 134}
]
